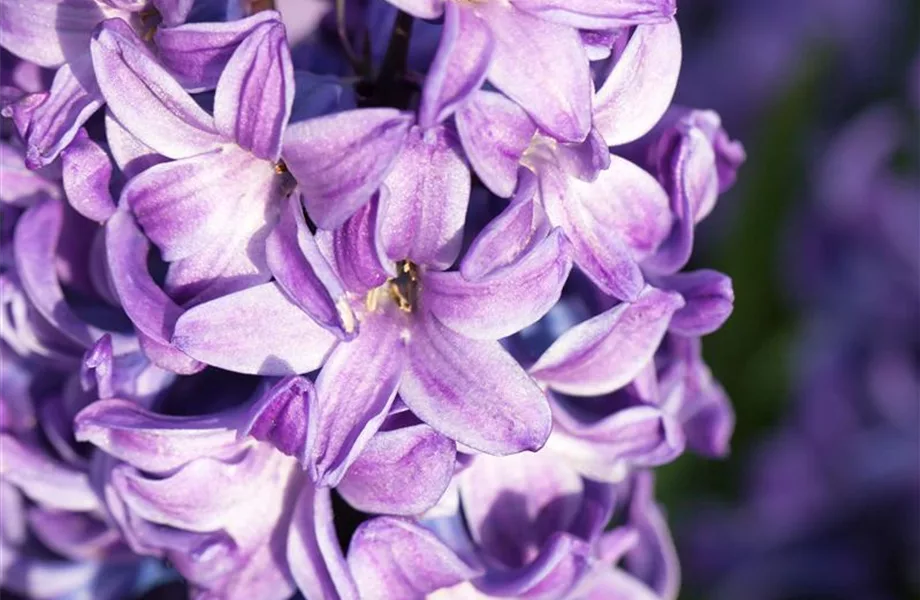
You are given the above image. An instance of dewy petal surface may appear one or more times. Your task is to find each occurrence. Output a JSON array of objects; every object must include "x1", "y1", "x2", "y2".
[
  {"x1": 530, "y1": 286, "x2": 685, "y2": 396},
  {"x1": 400, "y1": 311, "x2": 551, "y2": 455},
  {"x1": 283, "y1": 109, "x2": 413, "y2": 229},
  {"x1": 425, "y1": 228, "x2": 572, "y2": 340},
  {"x1": 172, "y1": 282, "x2": 337, "y2": 375},
  {"x1": 478, "y1": 2, "x2": 591, "y2": 142}
]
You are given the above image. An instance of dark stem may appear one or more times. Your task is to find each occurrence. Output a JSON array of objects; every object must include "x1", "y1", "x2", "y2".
[{"x1": 335, "y1": 0, "x2": 366, "y2": 75}]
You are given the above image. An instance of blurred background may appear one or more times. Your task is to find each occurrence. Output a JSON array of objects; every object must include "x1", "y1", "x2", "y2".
[{"x1": 658, "y1": 1, "x2": 920, "y2": 599}]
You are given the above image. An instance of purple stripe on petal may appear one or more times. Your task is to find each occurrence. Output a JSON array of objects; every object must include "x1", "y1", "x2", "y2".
[
  {"x1": 419, "y1": 2, "x2": 494, "y2": 128},
  {"x1": 530, "y1": 286, "x2": 684, "y2": 396},
  {"x1": 61, "y1": 128, "x2": 116, "y2": 222},
  {"x1": 400, "y1": 312, "x2": 551, "y2": 455},
  {"x1": 242, "y1": 376, "x2": 318, "y2": 461},
  {"x1": 311, "y1": 310, "x2": 406, "y2": 486},
  {"x1": 347, "y1": 517, "x2": 480, "y2": 600},
  {"x1": 282, "y1": 108, "x2": 413, "y2": 229},
  {"x1": 172, "y1": 282, "x2": 338, "y2": 375},
  {"x1": 337, "y1": 422, "x2": 456, "y2": 516},
  {"x1": 425, "y1": 228, "x2": 572, "y2": 340}
]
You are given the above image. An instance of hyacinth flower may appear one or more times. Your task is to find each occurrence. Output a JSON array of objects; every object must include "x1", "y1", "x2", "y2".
[
  {"x1": 173, "y1": 188, "x2": 570, "y2": 484},
  {"x1": 0, "y1": 0, "x2": 203, "y2": 168}
]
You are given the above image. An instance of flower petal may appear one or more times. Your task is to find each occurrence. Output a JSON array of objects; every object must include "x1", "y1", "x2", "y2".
[
  {"x1": 659, "y1": 269, "x2": 734, "y2": 336},
  {"x1": 400, "y1": 312, "x2": 551, "y2": 455},
  {"x1": 104, "y1": 109, "x2": 166, "y2": 179},
  {"x1": 594, "y1": 21, "x2": 681, "y2": 146},
  {"x1": 511, "y1": 0, "x2": 675, "y2": 30},
  {"x1": 282, "y1": 108, "x2": 412, "y2": 229},
  {"x1": 419, "y1": 2, "x2": 494, "y2": 128},
  {"x1": 310, "y1": 310, "x2": 406, "y2": 486},
  {"x1": 530, "y1": 286, "x2": 684, "y2": 396},
  {"x1": 155, "y1": 11, "x2": 281, "y2": 91},
  {"x1": 172, "y1": 282, "x2": 338, "y2": 375},
  {"x1": 380, "y1": 125, "x2": 470, "y2": 269},
  {"x1": 425, "y1": 228, "x2": 571, "y2": 340},
  {"x1": 456, "y1": 91, "x2": 536, "y2": 198},
  {"x1": 480, "y1": 2, "x2": 590, "y2": 142},
  {"x1": 60, "y1": 128, "x2": 116, "y2": 222},
  {"x1": 267, "y1": 193, "x2": 356, "y2": 339},
  {"x1": 0, "y1": 0, "x2": 109, "y2": 68},
  {"x1": 338, "y1": 421, "x2": 456, "y2": 516},
  {"x1": 315, "y1": 192, "x2": 390, "y2": 295},
  {"x1": 347, "y1": 517, "x2": 480, "y2": 600},
  {"x1": 384, "y1": 0, "x2": 445, "y2": 19},
  {"x1": 90, "y1": 18, "x2": 222, "y2": 159},
  {"x1": 241, "y1": 376, "x2": 318, "y2": 460},
  {"x1": 151, "y1": 0, "x2": 193, "y2": 27},
  {"x1": 213, "y1": 17, "x2": 293, "y2": 161},
  {"x1": 624, "y1": 473, "x2": 680, "y2": 600}
]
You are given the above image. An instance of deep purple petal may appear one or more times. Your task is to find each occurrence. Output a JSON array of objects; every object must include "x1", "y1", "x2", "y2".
[
  {"x1": 659, "y1": 269, "x2": 734, "y2": 336},
  {"x1": 60, "y1": 128, "x2": 115, "y2": 222},
  {"x1": 242, "y1": 376, "x2": 318, "y2": 460}
]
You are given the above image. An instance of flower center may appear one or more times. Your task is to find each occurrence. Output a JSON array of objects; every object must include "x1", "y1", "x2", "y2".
[{"x1": 387, "y1": 261, "x2": 419, "y2": 313}]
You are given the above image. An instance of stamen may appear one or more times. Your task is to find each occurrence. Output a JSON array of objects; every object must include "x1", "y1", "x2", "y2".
[
  {"x1": 274, "y1": 160, "x2": 288, "y2": 174},
  {"x1": 388, "y1": 261, "x2": 419, "y2": 313}
]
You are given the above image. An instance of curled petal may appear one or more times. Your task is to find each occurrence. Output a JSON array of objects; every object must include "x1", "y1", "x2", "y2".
[
  {"x1": 338, "y1": 422, "x2": 456, "y2": 516},
  {"x1": 0, "y1": 434, "x2": 99, "y2": 512},
  {"x1": 625, "y1": 473, "x2": 680, "y2": 600},
  {"x1": 282, "y1": 108, "x2": 413, "y2": 229},
  {"x1": 61, "y1": 128, "x2": 115, "y2": 222},
  {"x1": 425, "y1": 228, "x2": 572, "y2": 340},
  {"x1": 0, "y1": 0, "x2": 112, "y2": 68},
  {"x1": 594, "y1": 21, "x2": 682, "y2": 146},
  {"x1": 530, "y1": 286, "x2": 684, "y2": 396},
  {"x1": 172, "y1": 282, "x2": 338, "y2": 375},
  {"x1": 347, "y1": 517, "x2": 480, "y2": 600},
  {"x1": 659, "y1": 269, "x2": 734, "y2": 336},
  {"x1": 315, "y1": 192, "x2": 390, "y2": 295},
  {"x1": 242, "y1": 376, "x2": 318, "y2": 460},
  {"x1": 400, "y1": 312, "x2": 551, "y2": 455}
]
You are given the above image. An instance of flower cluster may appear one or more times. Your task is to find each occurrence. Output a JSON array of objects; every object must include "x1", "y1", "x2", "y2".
[
  {"x1": 0, "y1": 1, "x2": 742, "y2": 598},
  {"x1": 683, "y1": 91, "x2": 920, "y2": 599}
]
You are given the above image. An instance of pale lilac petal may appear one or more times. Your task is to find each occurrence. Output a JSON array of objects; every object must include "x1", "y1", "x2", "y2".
[
  {"x1": 460, "y1": 451, "x2": 584, "y2": 566},
  {"x1": 419, "y1": 2, "x2": 494, "y2": 128},
  {"x1": 172, "y1": 282, "x2": 338, "y2": 375},
  {"x1": 91, "y1": 18, "x2": 223, "y2": 159},
  {"x1": 282, "y1": 108, "x2": 413, "y2": 229},
  {"x1": 241, "y1": 376, "x2": 318, "y2": 459},
  {"x1": 311, "y1": 311, "x2": 406, "y2": 486},
  {"x1": 74, "y1": 398, "x2": 242, "y2": 473},
  {"x1": 60, "y1": 128, "x2": 115, "y2": 222},
  {"x1": 151, "y1": 0, "x2": 193, "y2": 26},
  {"x1": 480, "y1": 2, "x2": 590, "y2": 142},
  {"x1": 594, "y1": 21, "x2": 681, "y2": 146},
  {"x1": 155, "y1": 11, "x2": 281, "y2": 91},
  {"x1": 347, "y1": 517, "x2": 480, "y2": 600},
  {"x1": 214, "y1": 18, "x2": 293, "y2": 161},
  {"x1": 425, "y1": 228, "x2": 571, "y2": 340},
  {"x1": 315, "y1": 192, "x2": 391, "y2": 295},
  {"x1": 384, "y1": 0, "x2": 445, "y2": 19},
  {"x1": 104, "y1": 109, "x2": 166, "y2": 179},
  {"x1": 475, "y1": 533, "x2": 592, "y2": 600},
  {"x1": 338, "y1": 421, "x2": 456, "y2": 516},
  {"x1": 266, "y1": 193, "x2": 356, "y2": 339},
  {"x1": 0, "y1": 0, "x2": 111, "y2": 67},
  {"x1": 530, "y1": 286, "x2": 684, "y2": 396},
  {"x1": 570, "y1": 569, "x2": 661, "y2": 600},
  {"x1": 13, "y1": 56, "x2": 103, "y2": 168},
  {"x1": 0, "y1": 434, "x2": 98, "y2": 512},
  {"x1": 28, "y1": 508, "x2": 123, "y2": 561},
  {"x1": 400, "y1": 312, "x2": 551, "y2": 455},
  {"x1": 659, "y1": 270, "x2": 734, "y2": 336},
  {"x1": 456, "y1": 91, "x2": 536, "y2": 198},
  {"x1": 511, "y1": 0, "x2": 675, "y2": 30},
  {"x1": 625, "y1": 473, "x2": 680, "y2": 600},
  {"x1": 554, "y1": 128, "x2": 611, "y2": 182},
  {"x1": 287, "y1": 484, "x2": 360, "y2": 600},
  {"x1": 459, "y1": 174, "x2": 548, "y2": 279},
  {"x1": 380, "y1": 126, "x2": 470, "y2": 269}
]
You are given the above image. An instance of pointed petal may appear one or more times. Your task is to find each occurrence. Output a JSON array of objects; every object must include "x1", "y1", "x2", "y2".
[
  {"x1": 13, "y1": 56, "x2": 103, "y2": 168},
  {"x1": 400, "y1": 313, "x2": 551, "y2": 455},
  {"x1": 172, "y1": 282, "x2": 338, "y2": 375},
  {"x1": 480, "y1": 3, "x2": 590, "y2": 142},
  {"x1": 315, "y1": 192, "x2": 390, "y2": 295},
  {"x1": 348, "y1": 517, "x2": 480, "y2": 600},
  {"x1": 214, "y1": 18, "x2": 293, "y2": 161},
  {"x1": 241, "y1": 376, "x2": 318, "y2": 460},
  {"x1": 338, "y1": 422, "x2": 456, "y2": 516},
  {"x1": 419, "y1": 3, "x2": 494, "y2": 128},
  {"x1": 155, "y1": 11, "x2": 281, "y2": 91},
  {"x1": 594, "y1": 21, "x2": 681, "y2": 146},
  {"x1": 287, "y1": 484, "x2": 360, "y2": 600},
  {"x1": 425, "y1": 228, "x2": 571, "y2": 340},
  {"x1": 74, "y1": 398, "x2": 243, "y2": 474},
  {"x1": 282, "y1": 108, "x2": 412, "y2": 229},
  {"x1": 0, "y1": 434, "x2": 98, "y2": 512},
  {"x1": 61, "y1": 128, "x2": 116, "y2": 222},
  {"x1": 267, "y1": 193, "x2": 356, "y2": 339},
  {"x1": 311, "y1": 311, "x2": 406, "y2": 486},
  {"x1": 456, "y1": 91, "x2": 536, "y2": 198},
  {"x1": 530, "y1": 286, "x2": 684, "y2": 396},
  {"x1": 512, "y1": 0, "x2": 675, "y2": 30},
  {"x1": 380, "y1": 126, "x2": 470, "y2": 268},
  {"x1": 90, "y1": 18, "x2": 222, "y2": 159},
  {"x1": 659, "y1": 270, "x2": 734, "y2": 336}
]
